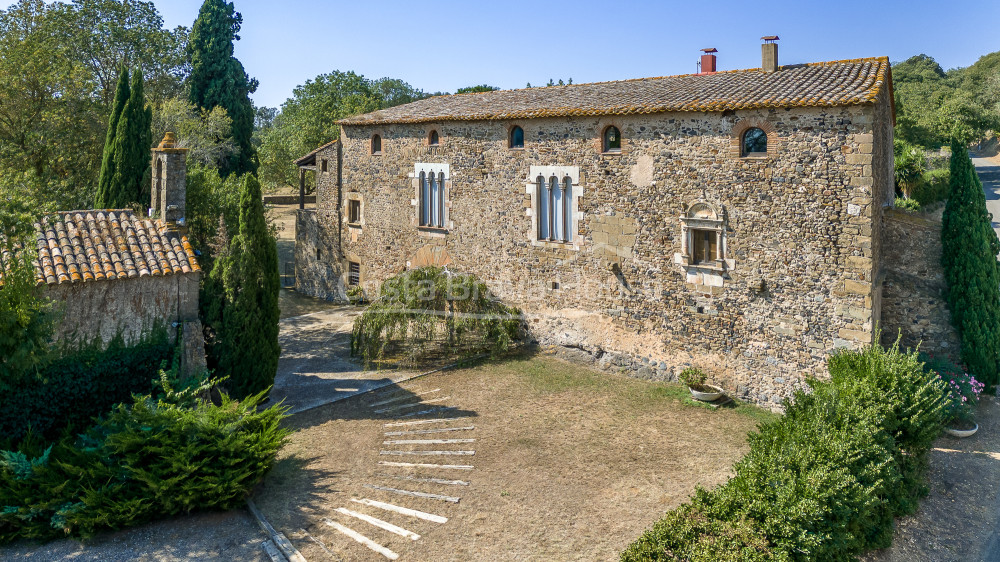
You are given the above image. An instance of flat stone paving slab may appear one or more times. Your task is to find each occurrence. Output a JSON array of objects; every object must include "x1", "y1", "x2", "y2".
[{"x1": 274, "y1": 306, "x2": 420, "y2": 415}]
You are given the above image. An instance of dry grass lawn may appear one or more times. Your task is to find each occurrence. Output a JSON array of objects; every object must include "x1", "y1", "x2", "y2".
[{"x1": 253, "y1": 352, "x2": 774, "y2": 561}]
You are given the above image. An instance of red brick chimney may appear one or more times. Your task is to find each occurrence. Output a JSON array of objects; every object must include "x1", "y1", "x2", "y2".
[{"x1": 700, "y1": 48, "x2": 718, "y2": 74}]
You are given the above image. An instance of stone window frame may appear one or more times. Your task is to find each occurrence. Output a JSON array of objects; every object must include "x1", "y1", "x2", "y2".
[
  {"x1": 730, "y1": 119, "x2": 778, "y2": 159},
  {"x1": 525, "y1": 165, "x2": 583, "y2": 250},
  {"x1": 371, "y1": 132, "x2": 382, "y2": 155},
  {"x1": 597, "y1": 120, "x2": 626, "y2": 156},
  {"x1": 410, "y1": 163, "x2": 451, "y2": 237},
  {"x1": 345, "y1": 192, "x2": 364, "y2": 228},
  {"x1": 678, "y1": 202, "x2": 727, "y2": 272},
  {"x1": 508, "y1": 123, "x2": 525, "y2": 150}
]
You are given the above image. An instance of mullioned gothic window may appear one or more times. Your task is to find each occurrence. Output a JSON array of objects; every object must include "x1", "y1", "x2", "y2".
[
  {"x1": 413, "y1": 163, "x2": 449, "y2": 231},
  {"x1": 536, "y1": 175, "x2": 573, "y2": 242},
  {"x1": 527, "y1": 165, "x2": 580, "y2": 247}
]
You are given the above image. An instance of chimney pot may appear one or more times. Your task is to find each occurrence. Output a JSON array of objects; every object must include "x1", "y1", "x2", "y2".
[{"x1": 761, "y1": 36, "x2": 779, "y2": 72}]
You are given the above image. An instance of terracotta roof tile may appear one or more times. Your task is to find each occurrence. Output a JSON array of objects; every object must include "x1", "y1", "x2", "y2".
[
  {"x1": 29, "y1": 209, "x2": 201, "y2": 286},
  {"x1": 339, "y1": 57, "x2": 891, "y2": 126}
]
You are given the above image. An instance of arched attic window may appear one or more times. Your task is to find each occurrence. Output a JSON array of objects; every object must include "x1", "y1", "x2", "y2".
[
  {"x1": 509, "y1": 125, "x2": 524, "y2": 149},
  {"x1": 603, "y1": 125, "x2": 621, "y2": 153},
  {"x1": 742, "y1": 127, "x2": 767, "y2": 156},
  {"x1": 371, "y1": 134, "x2": 382, "y2": 155},
  {"x1": 429, "y1": 129, "x2": 439, "y2": 146}
]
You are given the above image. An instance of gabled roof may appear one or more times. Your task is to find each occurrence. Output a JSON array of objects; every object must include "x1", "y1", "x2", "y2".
[
  {"x1": 339, "y1": 57, "x2": 892, "y2": 126},
  {"x1": 31, "y1": 210, "x2": 200, "y2": 286}
]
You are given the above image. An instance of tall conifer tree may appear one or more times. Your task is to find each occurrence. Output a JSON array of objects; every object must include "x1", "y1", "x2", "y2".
[
  {"x1": 208, "y1": 173, "x2": 280, "y2": 398},
  {"x1": 187, "y1": 0, "x2": 258, "y2": 177},
  {"x1": 108, "y1": 70, "x2": 153, "y2": 208},
  {"x1": 941, "y1": 138, "x2": 1000, "y2": 385},
  {"x1": 95, "y1": 67, "x2": 130, "y2": 208}
]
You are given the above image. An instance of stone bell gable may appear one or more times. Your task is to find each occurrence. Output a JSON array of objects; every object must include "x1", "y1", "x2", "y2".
[{"x1": 296, "y1": 42, "x2": 902, "y2": 406}]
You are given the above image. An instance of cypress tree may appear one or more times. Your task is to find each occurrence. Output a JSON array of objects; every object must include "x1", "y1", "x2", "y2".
[
  {"x1": 188, "y1": 0, "x2": 258, "y2": 177},
  {"x1": 209, "y1": 173, "x2": 280, "y2": 398},
  {"x1": 95, "y1": 67, "x2": 130, "y2": 208},
  {"x1": 941, "y1": 138, "x2": 1000, "y2": 385},
  {"x1": 109, "y1": 70, "x2": 153, "y2": 208}
]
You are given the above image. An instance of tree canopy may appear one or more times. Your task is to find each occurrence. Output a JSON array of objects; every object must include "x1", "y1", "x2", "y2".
[
  {"x1": 893, "y1": 53, "x2": 1000, "y2": 147},
  {"x1": 187, "y1": 0, "x2": 257, "y2": 177},
  {"x1": 256, "y1": 71, "x2": 429, "y2": 189}
]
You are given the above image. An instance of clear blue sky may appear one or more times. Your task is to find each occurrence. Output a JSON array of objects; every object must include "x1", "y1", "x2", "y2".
[{"x1": 5, "y1": 0, "x2": 1000, "y2": 109}]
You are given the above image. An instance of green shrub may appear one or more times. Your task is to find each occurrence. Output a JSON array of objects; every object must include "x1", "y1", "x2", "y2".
[
  {"x1": 622, "y1": 500, "x2": 780, "y2": 561},
  {"x1": 621, "y1": 340, "x2": 946, "y2": 561},
  {"x1": 0, "y1": 330, "x2": 174, "y2": 444},
  {"x1": 351, "y1": 267, "x2": 523, "y2": 367},
  {"x1": 895, "y1": 197, "x2": 922, "y2": 212},
  {"x1": 678, "y1": 367, "x2": 707, "y2": 388},
  {"x1": 911, "y1": 167, "x2": 950, "y2": 206},
  {"x1": 921, "y1": 353, "x2": 985, "y2": 425},
  {"x1": 0, "y1": 389, "x2": 289, "y2": 543}
]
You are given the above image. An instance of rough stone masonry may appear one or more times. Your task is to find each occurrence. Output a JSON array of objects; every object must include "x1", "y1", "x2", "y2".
[{"x1": 294, "y1": 52, "x2": 955, "y2": 407}]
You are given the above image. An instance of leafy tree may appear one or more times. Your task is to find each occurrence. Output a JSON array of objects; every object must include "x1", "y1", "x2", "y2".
[
  {"x1": 256, "y1": 71, "x2": 427, "y2": 189},
  {"x1": 151, "y1": 97, "x2": 234, "y2": 168},
  {"x1": 0, "y1": 0, "x2": 102, "y2": 210},
  {"x1": 103, "y1": 69, "x2": 152, "y2": 208},
  {"x1": 187, "y1": 0, "x2": 258, "y2": 177},
  {"x1": 456, "y1": 84, "x2": 499, "y2": 94},
  {"x1": 60, "y1": 0, "x2": 189, "y2": 105},
  {"x1": 941, "y1": 138, "x2": 1000, "y2": 386},
  {"x1": 95, "y1": 66, "x2": 130, "y2": 208},
  {"x1": 0, "y1": 194, "x2": 55, "y2": 382},
  {"x1": 204, "y1": 173, "x2": 280, "y2": 398}
]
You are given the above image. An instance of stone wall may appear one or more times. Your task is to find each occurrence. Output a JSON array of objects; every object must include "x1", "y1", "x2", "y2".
[
  {"x1": 295, "y1": 209, "x2": 346, "y2": 301},
  {"x1": 879, "y1": 208, "x2": 960, "y2": 356},
  {"x1": 301, "y1": 100, "x2": 893, "y2": 406},
  {"x1": 45, "y1": 272, "x2": 200, "y2": 347}
]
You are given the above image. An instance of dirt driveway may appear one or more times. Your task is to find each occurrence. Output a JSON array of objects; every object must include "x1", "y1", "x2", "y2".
[{"x1": 253, "y1": 352, "x2": 773, "y2": 561}]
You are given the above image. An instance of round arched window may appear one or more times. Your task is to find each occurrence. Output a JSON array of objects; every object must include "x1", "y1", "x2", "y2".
[
  {"x1": 371, "y1": 134, "x2": 381, "y2": 155},
  {"x1": 429, "y1": 130, "x2": 439, "y2": 145},
  {"x1": 510, "y1": 125, "x2": 524, "y2": 149},
  {"x1": 742, "y1": 127, "x2": 768, "y2": 156},
  {"x1": 603, "y1": 126, "x2": 621, "y2": 153}
]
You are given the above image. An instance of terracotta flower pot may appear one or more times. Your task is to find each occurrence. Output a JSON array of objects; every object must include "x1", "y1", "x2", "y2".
[{"x1": 689, "y1": 384, "x2": 725, "y2": 402}]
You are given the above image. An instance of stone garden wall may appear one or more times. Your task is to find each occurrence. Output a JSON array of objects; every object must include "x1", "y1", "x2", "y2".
[
  {"x1": 300, "y1": 96, "x2": 894, "y2": 406},
  {"x1": 879, "y1": 208, "x2": 960, "y2": 356}
]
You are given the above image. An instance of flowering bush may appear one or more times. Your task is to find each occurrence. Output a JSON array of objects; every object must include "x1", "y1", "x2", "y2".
[{"x1": 921, "y1": 353, "x2": 985, "y2": 426}]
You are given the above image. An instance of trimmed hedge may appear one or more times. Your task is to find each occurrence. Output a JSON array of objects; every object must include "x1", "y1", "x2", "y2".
[
  {"x1": 0, "y1": 387, "x2": 289, "y2": 543},
  {"x1": 0, "y1": 330, "x2": 173, "y2": 444},
  {"x1": 621, "y1": 341, "x2": 946, "y2": 561}
]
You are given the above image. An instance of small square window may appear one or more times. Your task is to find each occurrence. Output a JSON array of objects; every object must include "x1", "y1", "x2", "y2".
[
  {"x1": 348, "y1": 199, "x2": 361, "y2": 224},
  {"x1": 691, "y1": 229, "x2": 718, "y2": 265},
  {"x1": 348, "y1": 261, "x2": 360, "y2": 287}
]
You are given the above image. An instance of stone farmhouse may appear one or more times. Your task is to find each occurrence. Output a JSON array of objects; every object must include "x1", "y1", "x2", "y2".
[
  {"x1": 22, "y1": 133, "x2": 205, "y2": 372},
  {"x1": 294, "y1": 40, "x2": 954, "y2": 405}
]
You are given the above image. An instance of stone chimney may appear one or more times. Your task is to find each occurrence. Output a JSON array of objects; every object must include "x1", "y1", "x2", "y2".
[
  {"x1": 700, "y1": 48, "x2": 718, "y2": 74},
  {"x1": 761, "y1": 36, "x2": 779, "y2": 72},
  {"x1": 150, "y1": 132, "x2": 189, "y2": 225}
]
